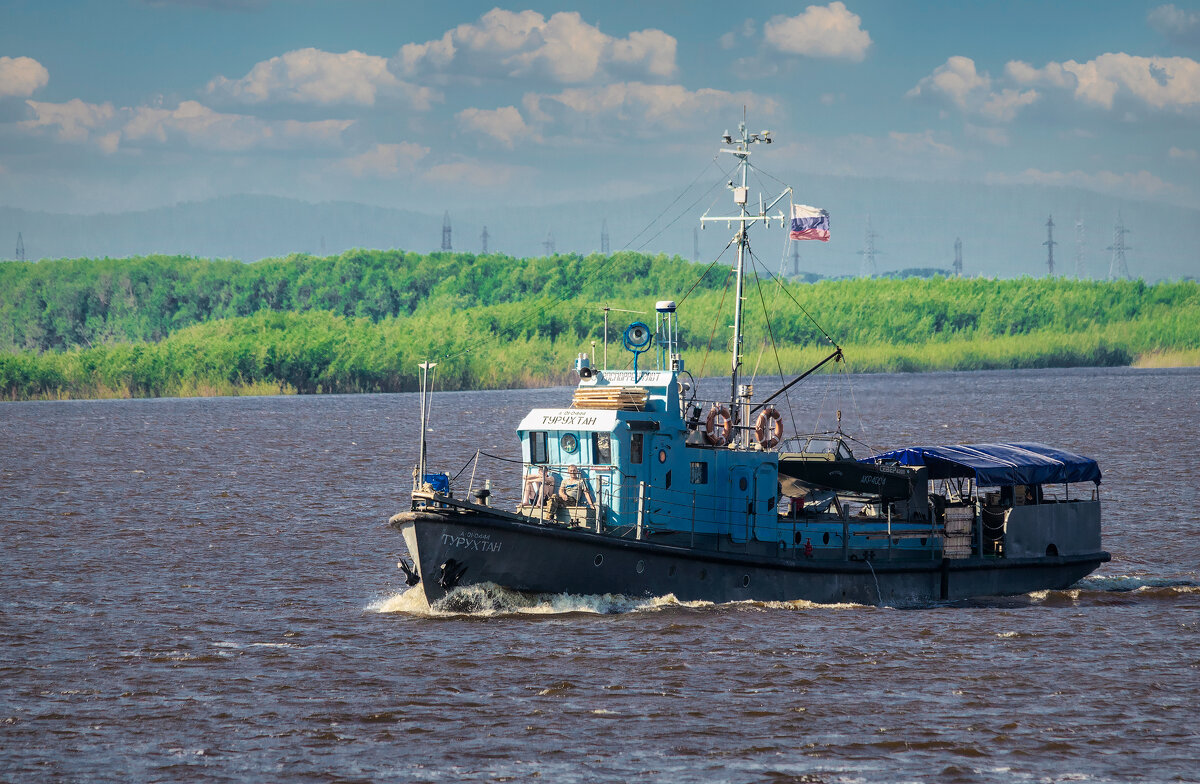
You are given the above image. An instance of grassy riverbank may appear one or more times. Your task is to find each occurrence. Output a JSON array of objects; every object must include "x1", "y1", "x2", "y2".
[{"x1": 2, "y1": 252, "x2": 1198, "y2": 400}]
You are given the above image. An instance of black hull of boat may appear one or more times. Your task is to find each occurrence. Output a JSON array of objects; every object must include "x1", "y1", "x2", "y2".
[{"x1": 392, "y1": 509, "x2": 1109, "y2": 607}]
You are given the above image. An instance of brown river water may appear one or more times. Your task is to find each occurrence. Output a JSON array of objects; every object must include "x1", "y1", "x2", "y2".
[{"x1": 2, "y1": 366, "x2": 1198, "y2": 783}]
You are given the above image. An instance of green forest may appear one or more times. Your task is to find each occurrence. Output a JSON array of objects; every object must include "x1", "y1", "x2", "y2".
[{"x1": 2, "y1": 249, "x2": 1198, "y2": 400}]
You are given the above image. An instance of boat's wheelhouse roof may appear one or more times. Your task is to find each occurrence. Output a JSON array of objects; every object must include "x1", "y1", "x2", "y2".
[{"x1": 864, "y1": 442, "x2": 1102, "y2": 486}]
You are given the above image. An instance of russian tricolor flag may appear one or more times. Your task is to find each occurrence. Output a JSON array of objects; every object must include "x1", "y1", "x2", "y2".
[{"x1": 790, "y1": 204, "x2": 830, "y2": 241}]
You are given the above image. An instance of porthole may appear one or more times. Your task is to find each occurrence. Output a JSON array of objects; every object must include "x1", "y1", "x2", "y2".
[
  {"x1": 920, "y1": 537, "x2": 927, "y2": 546},
  {"x1": 794, "y1": 532, "x2": 803, "y2": 545},
  {"x1": 823, "y1": 532, "x2": 830, "y2": 545},
  {"x1": 636, "y1": 560, "x2": 645, "y2": 574},
  {"x1": 658, "y1": 449, "x2": 668, "y2": 464},
  {"x1": 741, "y1": 575, "x2": 751, "y2": 588},
  {"x1": 560, "y1": 433, "x2": 578, "y2": 454},
  {"x1": 738, "y1": 478, "x2": 748, "y2": 491},
  {"x1": 594, "y1": 554, "x2": 604, "y2": 567}
]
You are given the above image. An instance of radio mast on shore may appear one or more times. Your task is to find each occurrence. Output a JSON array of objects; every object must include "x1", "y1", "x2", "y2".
[
  {"x1": 543, "y1": 231, "x2": 555, "y2": 256},
  {"x1": 15, "y1": 232, "x2": 25, "y2": 262},
  {"x1": 1107, "y1": 212, "x2": 1132, "y2": 280},
  {"x1": 481, "y1": 225, "x2": 489, "y2": 254},
  {"x1": 1044, "y1": 215, "x2": 1057, "y2": 277},
  {"x1": 441, "y1": 212, "x2": 452, "y2": 251},
  {"x1": 953, "y1": 237, "x2": 962, "y2": 277},
  {"x1": 601, "y1": 219, "x2": 610, "y2": 255},
  {"x1": 857, "y1": 215, "x2": 879, "y2": 277}
]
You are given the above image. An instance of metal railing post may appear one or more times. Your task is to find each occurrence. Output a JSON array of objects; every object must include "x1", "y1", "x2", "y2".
[{"x1": 636, "y1": 481, "x2": 645, "y2": 540}]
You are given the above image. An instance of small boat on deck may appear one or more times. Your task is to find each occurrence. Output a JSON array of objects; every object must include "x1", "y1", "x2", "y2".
[{"x1": 388, "y1": 121, "x2": 1108, "y2": 606}]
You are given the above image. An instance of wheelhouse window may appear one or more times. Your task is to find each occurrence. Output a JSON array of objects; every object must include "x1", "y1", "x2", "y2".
[
  {"x1": 592, "y1": 432, "x2": 612, "y2": 465},
  {"x1": 690, "y1": 461, "x2": 708, "y2": 484},
  {"x1": 630, "y1": 433, "x2": 644, "y2": 464},
  {"x1": 530, "y1": 431, "x2": 548, "y2": 464}
]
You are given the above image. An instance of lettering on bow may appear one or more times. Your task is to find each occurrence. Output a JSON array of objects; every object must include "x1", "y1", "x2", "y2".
[{"x1": 442, "y1": 531, "x2": 504, "y2": 553}]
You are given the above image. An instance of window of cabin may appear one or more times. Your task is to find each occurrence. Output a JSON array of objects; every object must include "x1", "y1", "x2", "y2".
[
  {"x1": 530, "y1": 431, "x2": 548, "y2": 464},
  {"x1": 631, "y1": 433, "x2": 644, "y2": 464},
  {"x1": 592, "y1": 432, "x2": 612, "y2": 465},
  {"x1": 690, "y1": 462, "x2": 708, "y2": 484}
]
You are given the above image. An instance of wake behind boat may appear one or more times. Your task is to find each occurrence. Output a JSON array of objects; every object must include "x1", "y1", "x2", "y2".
[{"x1": 389, "y1": 121, "x2": 1109, "y2": 606}]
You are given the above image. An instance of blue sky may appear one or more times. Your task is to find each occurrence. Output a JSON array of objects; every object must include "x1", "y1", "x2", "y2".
[{"x1": 2, "y1": 0, "x2": 1199, "y2": 215}]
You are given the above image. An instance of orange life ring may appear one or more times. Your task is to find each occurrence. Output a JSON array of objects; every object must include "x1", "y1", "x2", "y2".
[
  {"x1": 754, "y1": 407, "x2": 784, "y2": 449},
  {"x1": 704, "y1": 405, "x2": 733, "y2": 446}
]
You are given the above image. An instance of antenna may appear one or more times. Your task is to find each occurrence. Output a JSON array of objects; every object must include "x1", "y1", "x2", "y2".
[
  {"x1": 953, "y1": 237, "x2": 962, "y2": 277},
  {"x1": 698, "y1": 118, "x2": 788, "y2": 447},
  {"x1": 601, "y1": 219, "x2": 610, "y2": 255},
  {"x1": 15, "y1": 232, "x2": 25, "y2": 262},
  {"x1": 857, "y1": 215, "x2": 879, "y2": 277},
  {"x1": 442, "y1": 211, "x2": 452, "y2": 251},
  {"x1": 481, "y1": 225, "x2": 489, "y2": 254},
  {"x1": 1074, "y1": 213, "x2": 1085, "y2": 279},
  {"x1": 1107, "y1": 211, "x2": 1132, "y2": 280},
  {"x1": 1043, "y1": 214, "x2": 1057, "y2": 276},
  {"x1": 791, "y1": 242, "x2": 801, "y2": 278},
  {"x1": 600, "y1": 304, "x2": 646, "y2": 370},
  {"x1": 543, "y1": 231, "x2": 555, "y2": 256}
]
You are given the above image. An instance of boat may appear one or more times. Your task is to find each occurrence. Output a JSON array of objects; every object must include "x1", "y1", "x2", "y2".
[{"x1": 389, "y1": 121, "x2": 1109, "y2": 606}]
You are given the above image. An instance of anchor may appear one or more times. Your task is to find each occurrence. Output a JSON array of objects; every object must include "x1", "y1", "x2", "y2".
[
  {"x1": 397, "y1": 558, "x2": 421, "y2": 586},
  {"x1": 438, "y1": 558, "x2": 468, "y2": 591}
]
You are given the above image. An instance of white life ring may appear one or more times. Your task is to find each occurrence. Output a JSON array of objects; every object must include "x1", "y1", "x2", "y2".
[
  {"x1": 705, "y1": 405, "x2": 733, "y2": 446},
  {"x1": 754, "y1": 407, "x2": 784, "y2": 449}
]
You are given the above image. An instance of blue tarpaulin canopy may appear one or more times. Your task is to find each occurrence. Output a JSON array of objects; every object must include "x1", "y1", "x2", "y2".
[{"x1": 863, "y1": 442, "x2": 1101, "y2": 487}]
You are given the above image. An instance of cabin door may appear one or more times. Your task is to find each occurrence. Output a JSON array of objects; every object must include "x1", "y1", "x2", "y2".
[
  {"x1": 753, "y1": 465, "x2": 778, "y2": 543},
  {"x1": 649, "y1": 435, "x2": 674, "y2": 527},
  {"x1": 729, "y1": 467, "x2": 752, "y2": 543}
]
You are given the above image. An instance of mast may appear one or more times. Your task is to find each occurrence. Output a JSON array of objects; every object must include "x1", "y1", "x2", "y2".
[{"x1": 699, "y1": 118, "x2": 788, "y2": 447}]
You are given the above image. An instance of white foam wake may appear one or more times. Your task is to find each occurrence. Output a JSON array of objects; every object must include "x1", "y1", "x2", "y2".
[{"x1": 368, "y1": 583, "x2": 868, "y2": 617}]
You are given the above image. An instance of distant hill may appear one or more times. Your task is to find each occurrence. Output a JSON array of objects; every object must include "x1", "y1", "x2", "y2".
[{"x1": 2, "y1": 175, "x2": 1197, "y2": 281}]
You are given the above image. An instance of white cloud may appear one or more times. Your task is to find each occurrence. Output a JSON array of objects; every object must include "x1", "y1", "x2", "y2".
[
  {"x1": 22, "y1": 99, "x2": 116, "y2": 144},
  {"x1": 763, "y1": 2, "x2": 871, "y2": 62},
  {"x1": 21, "y1": 97, "x2": 352, "y2": 154},
  {"x1": 0, "y1": 56, "x2": 49, "y2": 98},
  {"x1": 123, "y1": 100, "x2": 351, "y2": 151},
  {"x1": 207, "y1": 48, "x2": 436, "y2": 109},
  {"x1": 985, "y1": 167, "x2": 1189, "y2": 202},
  {"x1": 908, "y1": 56, "x2": 992, "y2": 109},
  {"x1": 398, "y1": 9, "x2": 677, "y2": 84},
  {"x1": 523, "y1": 82, "x2": 777, "y2": 135},
  {"x1": 909, "y1": 57, "x2": 1042, "y2": 121},
  {"x1": 980, "y1": 87, "x2": 1039, "y2": 121},
  {"x1": 1148, "y1": 4, "x2": 1200, "y2": 47},
  {"x1": 720, "y1": 19, "x2": 756, "y2": 50},
  {"x1": 1007, "y1": 53, "x2": 1200, "y2": 111},
  {"x1": 1169, "y1": 145, "x2": 1198, "y2": 160},
  {"x1": 457, "y1": 106, "x2": 531, "y2": 148},
  {"x1": 336, "y1": 142, "x2": 429, "y2": 178}
]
